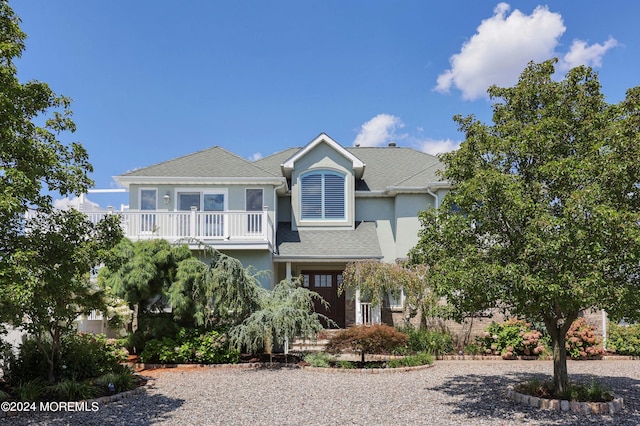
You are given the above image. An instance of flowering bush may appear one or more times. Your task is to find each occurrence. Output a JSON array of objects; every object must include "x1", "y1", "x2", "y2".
[
  {"x1": 478, "y1": 319, "x2": 544, "y2": 359},
  {"x1": 565, "y1": 318, "x2": 604, "y2": 359}
]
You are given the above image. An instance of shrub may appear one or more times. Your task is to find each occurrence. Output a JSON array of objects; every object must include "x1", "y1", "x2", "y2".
[
  {"x1": 607, "y1": 323, "x2": 640, "y2": 356},
  {"x1": 515, "y1": 378, "x2": 613, "y2": 402},
  {"x1": 13, "y1": 379, "x2": 46, "y2": 402},
  {"x1": 463, "y1": 342, "x2": 482, "y2": 355},
  {"x1": 565, "y1": 318, "x2": 604, "y2": 359},
  {"x1": 46, "y1": 379, "x2": 99, "y2": 401},
  {"x1": 303, "y1": 352, "x2": 334, "y2": 367},
  {"x1": 388, "y1": 352, "x2": 433, "y2": 368},
  {"x1": 401, "y1": 327, "x2": 453, "y2": 357},
  {"x1": 8, "y1": 333, "x2": 127, "y2": 384},
  {"x1": 94, "y1": 367, "x2": 136, "y2": 394},
  {"x1": 325, "y1": 324, "x2": 408, "y2": 363},
  {"x1": 139, "y1": 328, "x2": 240, "y2": 364},
  {"x1": 337, "y1": 360, "x2": 354, "y2": 369},
  {"x1": 478, "y1": 319, "x2": 544, "y2": 359}
]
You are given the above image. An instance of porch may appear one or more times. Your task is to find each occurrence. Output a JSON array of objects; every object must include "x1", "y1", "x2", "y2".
[{"x1": 84, "y1": 209, "x2": 275, "y2": 249}]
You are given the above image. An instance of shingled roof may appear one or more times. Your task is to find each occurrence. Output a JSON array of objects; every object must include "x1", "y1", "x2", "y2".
[
  {"x1": 120, "y1": 146, "x2": 278, "y2": 178},
  {"x1": 275, "y1": 221, "x2": 382, "y2": 260}
]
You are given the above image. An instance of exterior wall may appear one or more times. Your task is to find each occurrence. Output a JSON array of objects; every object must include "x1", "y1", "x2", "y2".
[
  {"x1": 193, "y1": 249, "x2": 274, "y2": 288},
  {"x1": 355, "y1": 197, "x2": 396, "y2": 262},
  {"x1": 395, "y1": 193, "x2": 433, "y2": 258},
  {"x1": 290, "y1": 142, "x2": 355, "y2": 230}
]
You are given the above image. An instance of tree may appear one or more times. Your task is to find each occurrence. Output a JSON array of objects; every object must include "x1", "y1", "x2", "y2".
[
  {"x1": 409, "y1": 59, "x2": 640, "y2": 394},
  {"x1": 0, "y1": 3, "x2": 93, "y2": 323},
  {"x1": 98, "y1": 239, "x2": 193, "y2": 338},
  {"x1": 339, "y1": 260, "x2": 439, "y2": 327},
  {"x1": 6, "y1": 209, "x2": 123, "y2": 383},
  {"x1": 228, "y1": 278, "x2": 334, "y2": 358},
  {"x1": 169, "y1": 243, "x2": 264, "y2": 327}
]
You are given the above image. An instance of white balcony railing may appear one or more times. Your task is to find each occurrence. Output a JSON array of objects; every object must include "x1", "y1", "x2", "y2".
[{"x1": 83, "y1": 209, "x2": 274, "y2": 247}]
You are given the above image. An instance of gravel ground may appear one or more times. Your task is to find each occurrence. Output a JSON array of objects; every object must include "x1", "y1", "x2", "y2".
[{"x1": 3, "y1": 360, "x2": 640, "y2": 425}]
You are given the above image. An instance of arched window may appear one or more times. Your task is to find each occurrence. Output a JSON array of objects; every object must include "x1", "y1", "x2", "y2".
[{"x1": 300, "y1": 170, "x2": 345, "y2": 220}]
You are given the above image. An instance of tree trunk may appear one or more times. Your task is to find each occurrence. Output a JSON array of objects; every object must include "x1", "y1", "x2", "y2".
[{"x1": 544, "y1": 314, "x2": 577, "y2": 395}]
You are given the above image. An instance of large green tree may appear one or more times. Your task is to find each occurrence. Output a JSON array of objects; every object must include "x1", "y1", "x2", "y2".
[
  {"x1": 7, "y1": 209, "x2": 123, "y2": 383},
  {"x1": 410, "y1": 60, "x2": 640, "y2": 394},
  {"x1": 0, "y1": 3, "x2": 93, "y2": 321}
]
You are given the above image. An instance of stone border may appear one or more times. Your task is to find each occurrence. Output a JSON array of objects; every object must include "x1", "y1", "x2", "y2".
[
  {"x1": 507, "y1": 386, "x2": 624, "y2": 414},
  {"x1": 136, "y1": 361, "x2": 434, "y2": 374},
  {"x1": 0, "y1": 375, "x2": 155, "y2": 419},
  {"x1": 439, "y1": 355, "x2": 637, "y2": 361}
]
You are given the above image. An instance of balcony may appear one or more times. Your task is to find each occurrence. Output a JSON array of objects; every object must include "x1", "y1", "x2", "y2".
[{"x1": 85, "y1": 209, "x2": 274, "y2": 250}]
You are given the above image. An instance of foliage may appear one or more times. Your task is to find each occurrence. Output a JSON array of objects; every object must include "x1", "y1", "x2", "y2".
[
  {"x1": 94, "y1": 367, "x2": 136, "y2": 394},
  {"x1": 169, "y1": 242, "x2": 265, "y2": 328},
  {"x1": 409, "y1": 59, "x2": 640, "y2": 393},
  {"x1": 515, "y1": 378, "x2": 613, "y2": 402},
  {"x1": 8, "y1": 333, "x2": 126, "y2": 385},
  {"x1": 340, "y1": 260, "x2": 440, "y2": 326},
  {"x1": 5, "y1": 210, "x2": 123, "y2": 383},
  {"x1": 12, "y1": 379, "x2": 47, "y2": 402},
  {"x1": 400, "y1": 326, "x2": 453, "y2": 357},
  {"x1": 565, "y1": 318, "x2": 604, "y2": 359},
  {"x1": 303, "y1": 352, "x2": 334, "y2": 368},
  {"x1": 99, "y1": 239, "x2": 193, "y2": 337},
  {"x1": 0, "y1": 3, "x2": 96, "y2": 328},
  {"x1": 463, "y1": 342, "x2": 482, "y2": 355},
  {"x1": 325, "y1": 324, "x2": 408, "y2": 363},
  {"x1": 228, "y1": 278, "x2": 333, "y2": 355},
  {"x1": 607, "y1": 323, "x2": 640, "y2": 356},
  {"x1": 337, "y1": 360, "x2": 354, "y2": 369},
  {"x1": 46, "y1": 379, "x2": 98, "y2": 401},
  {"x1": 388, "y1": 352, "x2": 433, "y2": 368},
  {"x1": 478, "y1": 319, "x2": 544, "y2": 359},
  {"x1": 139, "y1": 327, "x2": 239, "y2": 364}
]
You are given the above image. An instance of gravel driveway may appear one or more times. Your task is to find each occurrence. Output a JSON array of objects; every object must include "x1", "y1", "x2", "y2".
[{"x1": 3, "y1": 360, "x2": 640, "y2": 425}]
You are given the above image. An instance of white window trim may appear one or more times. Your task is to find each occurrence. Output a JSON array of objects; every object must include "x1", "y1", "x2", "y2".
[
  {"x1": 139, "y1": 187, "x2": 157, "y2": 210},
  {"x1": 299, "y1": 170, "x2": 347, "y2": 222}
]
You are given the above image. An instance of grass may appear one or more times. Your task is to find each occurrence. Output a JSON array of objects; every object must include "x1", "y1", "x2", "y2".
[{"x1": 515, "y1": 378, "x2": 614, "y2": 402}]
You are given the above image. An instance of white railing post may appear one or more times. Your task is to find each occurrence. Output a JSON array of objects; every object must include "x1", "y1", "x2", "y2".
[
  {"x1": 190, "y1": 206, "x2": 197, "y2": 237},
  {"x1": 355, "y1": 289, "x2": 362, "y2": 325},
  {"x1": 262, "y1": 206, "x2": 268, "y2": 239}
]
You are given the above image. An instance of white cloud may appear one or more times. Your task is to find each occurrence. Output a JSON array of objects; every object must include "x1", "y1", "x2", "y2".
[
  {"x1": 54, "y1": 196, "x2": 104, "y2": 212},
  {"x1": 249, "y1": 152, "x2": 263, "y2": 161},
  {"x1": 417, "y1": 139, "x2": 461, "y2": 156},
  {"x1": 435, "y1": 3, "x2": 616, "y2": 100},
  {"x1": 353, "y1": 114, "x2": 405, "y2": 147},
  {"x1": 560, "y1": 37, "x2": 617, "y2": 70}
]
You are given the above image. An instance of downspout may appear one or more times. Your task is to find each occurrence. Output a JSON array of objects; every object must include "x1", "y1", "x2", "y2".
[{"x1": 426, "y1": 186, "x2": 440, "y2": 210}]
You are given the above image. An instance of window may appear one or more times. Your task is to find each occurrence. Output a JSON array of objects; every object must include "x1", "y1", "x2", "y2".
[
  {"x1": 246, "y1": 189, "x2": 263, "y2": 233},
  {"x1": 300, "y1": 171, "x2": 345, "y2": 220},
  {"x1": 139, "y1": 189, "x2": 157, "y2": 232}
]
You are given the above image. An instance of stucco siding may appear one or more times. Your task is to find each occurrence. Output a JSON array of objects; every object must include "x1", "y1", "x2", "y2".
[{"x1": 395, "y1": 193, "x2": 431, "y2": 258}]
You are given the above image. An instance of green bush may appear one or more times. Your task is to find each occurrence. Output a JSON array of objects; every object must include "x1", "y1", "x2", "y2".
[
  {"x1": 139, "y1": 327, "x2": 240, "y2": 364},
  {"x1": 388, "y1": 352, "x2": 433, "y2": 368},
  {"x1": 478, "y1": 319, "x2": 544, "y2": 359},
  {"x1": 303, "y1": 352, "x2": 334, "y2": 367},
  {"x1": 325, "y1": 324, "x2": 408, "y2": 363},
  {"x1": 565, "y1": 318, "x2": 604, "y2": 359},
  {"x1": 8, "y1": 333, "x2": 127, "y2": 384},
  {"x1": 607, "y1": 323, "x2": 640, "y2": 356},
  {"x1": 337, "y1": 360, "x2": 354, "y2": 369},
  {"x1": 94, "y1": 367, "x2": 136, "y2": 394},
  {"x1": 401, "y1": 327, "x2": 453, "y2": 357},
  {"x1": 46, "y1": 379, "x2": 98, "y2": 401},
  {"x1": 13, "y1": 379, "x2": 47, "y2": 402}
]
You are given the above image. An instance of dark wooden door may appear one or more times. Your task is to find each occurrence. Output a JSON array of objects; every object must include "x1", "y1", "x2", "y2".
[{"x1": 302, "y1": 271, "x2": 345, "y2": 328}]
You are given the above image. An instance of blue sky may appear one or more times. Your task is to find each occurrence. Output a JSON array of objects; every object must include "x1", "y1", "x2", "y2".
[{"x1": 11, "y1": 1, "x2": 639, "y2": 209}]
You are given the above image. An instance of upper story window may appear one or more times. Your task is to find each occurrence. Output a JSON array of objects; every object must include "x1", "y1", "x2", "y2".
[{"x1": 300, "y1": 170, "x2": 345, "y2": 220}]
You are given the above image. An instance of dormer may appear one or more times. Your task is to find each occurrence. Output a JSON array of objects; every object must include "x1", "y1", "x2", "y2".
[{"x1": 282, "y1": 133, "x2": 365, "y2": 231}]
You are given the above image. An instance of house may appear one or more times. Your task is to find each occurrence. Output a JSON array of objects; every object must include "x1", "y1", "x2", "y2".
[{"x1": 107, "y1": 133, "x2": 449, "y2": 328}]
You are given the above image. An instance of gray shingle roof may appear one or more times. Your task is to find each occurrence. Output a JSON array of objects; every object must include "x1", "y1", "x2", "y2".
[
  {"x1": 254, "y1": 146, "x2": 444, "y2": 191},
  {"x1": 276, "y1": 221, "x2": 382, "y2": 259},
  {"x1": 121, "y1": 146, "x2": 278, "y2": 178}
]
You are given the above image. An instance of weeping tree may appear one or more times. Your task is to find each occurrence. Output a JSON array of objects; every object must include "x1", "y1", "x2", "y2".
[
  {"x1": 228, "y1": 278, "x2": 335, "y2": 359},
  {"x1": 340, "y1": 260, "x2": 439, "y2": 327},
  {"x1": 409, "y1": 59, "x2": 640, "y2": 394},
  {"x1": 169, "y1": 243, "x2": 264, "y2": 327},
  {"x1": 99, "y1": 239, "x2": 193, "y2": 348}
]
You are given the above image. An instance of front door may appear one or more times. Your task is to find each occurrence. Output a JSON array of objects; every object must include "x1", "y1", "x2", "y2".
[{"x1": 302, "y1": 271, "x2": 345, "y2": 328}]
